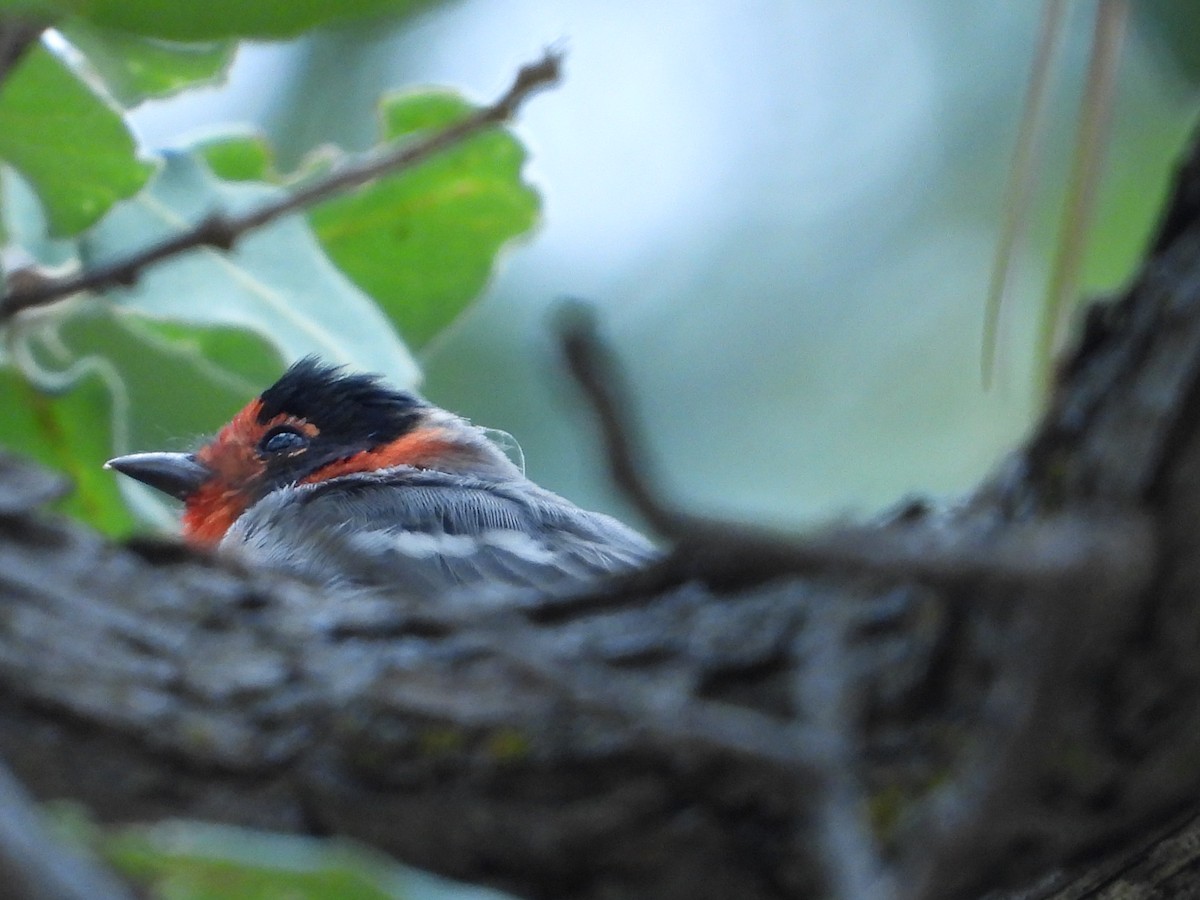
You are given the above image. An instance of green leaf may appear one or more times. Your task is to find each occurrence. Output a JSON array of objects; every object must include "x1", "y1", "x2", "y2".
[
  {"x1": 0, "y1": 167, "x2": 80, "y2": 267},
  {"x1": 52, "y1": 305, "x2": 283, "y2": 454},
  {"x1": 57, "y1": 19, "x2": 235, "y2": 107},
  {"x1": 34, "y1": 0, "x2": 433, "y2": 41},
  {"x1": 194, "y1": 132, "x2": 275, "y2": 183},
  {"x1": 111, "y1": 851, "x2": 394, "y2": 899},
  {"x1": 104, "y1": 824, "x2": 395, "y2": 900},
  {"x1": 0, "y1": 44, "x2": 154, "y2": 236},
  {"x1": 135, "y1": 318, "x2": 285, "y2": 393},
  {"x1": 44, "y1": 809, "x2": 515, "y2": 900},
  {"x1": 0, "y1": 364, "x2": 135, "y2": 535},
  {"x1": 79, "y1": 152, "x2": 421, "y2": 387},
  {"x1": 310, "y1": 91, "x2": 540, "y2": 350},
  {"x1": 16, "y1": 303, "x2": 283, "y2": 530}
]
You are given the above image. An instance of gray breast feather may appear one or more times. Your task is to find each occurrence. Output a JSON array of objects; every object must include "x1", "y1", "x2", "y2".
[{"x1": 223, "y1": 467, "x2": 657, "y2": 596}]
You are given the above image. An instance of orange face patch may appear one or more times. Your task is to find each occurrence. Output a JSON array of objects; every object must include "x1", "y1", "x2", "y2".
[
  {"x1": 180, "y1": 401, "x2": 469, "y2": 546},
  {"x1": 182, "y1": 400, "x2": 318, "y2": 546},
  {"x1": 297, "y1": 427, "x2": 457, "y2": 484}
]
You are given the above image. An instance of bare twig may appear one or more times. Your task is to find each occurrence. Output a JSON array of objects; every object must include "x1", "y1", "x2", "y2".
[
  {"x1": 555, "y1": 300, "x2": 1155, "y2": 605},
  {"x1": 0, "y1": 50, "x2": 563, "y2": 320},
  {"x1": 556, "y1": 299, "x2": 695, "y2": 538}
]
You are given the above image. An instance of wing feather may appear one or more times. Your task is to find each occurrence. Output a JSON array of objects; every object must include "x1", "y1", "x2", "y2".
[{"x1": 224, "y1": 467, "x2": 657, "y2": 597}]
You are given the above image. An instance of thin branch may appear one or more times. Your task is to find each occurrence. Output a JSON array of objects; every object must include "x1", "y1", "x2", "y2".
[
  {"x1": 555, "y1": 300, "x2": 1155, "y2": 605},
  {"x1": 0, "y1": 50, "x2": 564, "y2": 320},
  {"x1": 556, "y1": 299, "x2": 695, "y2": 538}
]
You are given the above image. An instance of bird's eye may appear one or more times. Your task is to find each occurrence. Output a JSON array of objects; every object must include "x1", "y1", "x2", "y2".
[{"x1": 259, "y1": 427, "x2": 308, "y2": 455}]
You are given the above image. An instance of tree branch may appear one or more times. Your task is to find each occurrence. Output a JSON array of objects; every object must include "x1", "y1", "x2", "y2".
[
  {"x1": 555, "y1": 300, "x2": 1152, "y2": 611},
  {"x1": 0, "y1": 50, "x2": 562, "y2": 320}
]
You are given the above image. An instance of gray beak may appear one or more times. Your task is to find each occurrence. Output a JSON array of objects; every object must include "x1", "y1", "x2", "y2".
[{"x1": 104, "y1": 452, "x2": 211, "y2": 501}]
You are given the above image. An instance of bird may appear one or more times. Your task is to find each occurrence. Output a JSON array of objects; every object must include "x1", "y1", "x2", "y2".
[{"x1": 105, "y1": 357, "x2": 656, "y2": 597}]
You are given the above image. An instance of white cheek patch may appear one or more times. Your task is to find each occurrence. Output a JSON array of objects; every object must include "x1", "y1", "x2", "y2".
[{"x1": 385, "y1": 529, "x2": 556, "y2": 565}]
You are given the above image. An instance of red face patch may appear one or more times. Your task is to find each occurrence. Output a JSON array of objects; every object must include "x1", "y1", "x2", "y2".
[
  {"x1": 183, "y1": 400, "x2": 318, "y2": 546},
  {"x1": 297, "y1": 427, "x2": 457, "y2": 485},
  {"x1": 180, "y1": 400, "x2": 466, "y2": 546}
]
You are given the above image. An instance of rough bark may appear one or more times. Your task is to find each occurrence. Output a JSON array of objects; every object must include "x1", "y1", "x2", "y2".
[{"x1": 2, "y1": 128, "x2": 1200, "y2": 900}]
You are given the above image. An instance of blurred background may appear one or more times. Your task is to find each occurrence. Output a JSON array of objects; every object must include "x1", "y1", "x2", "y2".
[{"x1": 130, "y1": 2, "x2": 1198, "y2": 532}]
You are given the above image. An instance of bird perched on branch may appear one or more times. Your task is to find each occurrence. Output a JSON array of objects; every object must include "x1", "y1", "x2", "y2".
[{"x1": 105, "y1": 357, "x2": 655, "y2": 597}]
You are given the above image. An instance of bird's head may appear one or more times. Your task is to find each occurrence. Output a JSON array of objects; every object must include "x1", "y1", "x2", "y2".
[{"x1": 106, "y1": 357, "x2": 519, "y2": 545}]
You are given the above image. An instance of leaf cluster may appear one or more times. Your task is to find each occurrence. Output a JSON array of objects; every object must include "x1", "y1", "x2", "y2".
[{"x1": 0, "y1": 0, "x2": 541, "y2": 534}]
